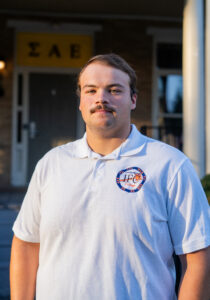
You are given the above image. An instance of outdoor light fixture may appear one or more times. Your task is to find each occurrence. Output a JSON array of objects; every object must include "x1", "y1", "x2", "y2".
[
  {"x1": 0, "y1": 57, "x2": 6, "y2": 70},
  {"x1": 0, "y1": 56, "x2": 6, "y2": 97}
]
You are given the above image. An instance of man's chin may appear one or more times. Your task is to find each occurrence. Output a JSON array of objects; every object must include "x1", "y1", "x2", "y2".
[{"x1": 88, "y1": 119, "x2": 115, "y2": 131}]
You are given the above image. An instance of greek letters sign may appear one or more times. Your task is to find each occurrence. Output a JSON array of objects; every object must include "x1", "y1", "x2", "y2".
[{"x1": 16, "y1": 32, "x2": 93, "y2": 68}]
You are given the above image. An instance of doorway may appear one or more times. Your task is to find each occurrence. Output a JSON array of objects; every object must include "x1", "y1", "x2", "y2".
[
  {"x1": 27, "y1": 73, "x2": 78, "y2": 181},
  {"x1": 11, "y1": 70, "x2": 83, "y2": 186}
]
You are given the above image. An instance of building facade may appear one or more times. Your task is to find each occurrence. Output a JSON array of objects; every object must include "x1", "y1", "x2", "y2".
[{"x1": 0, "y1": 0, "x2": 208, "y2": 189}]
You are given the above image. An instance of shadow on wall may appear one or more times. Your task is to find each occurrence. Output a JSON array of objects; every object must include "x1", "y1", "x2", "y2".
[
  {"x1": 0, "y1": 149, "x2": 6, "y2": 176},
  {"x1": 0, "y1": 148, "x2": 11, "y2": 188}
]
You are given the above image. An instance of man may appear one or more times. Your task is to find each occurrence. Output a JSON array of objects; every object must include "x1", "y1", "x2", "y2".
[{"x1": 10, "y1": 54, "x2": 210, "y2": 300}]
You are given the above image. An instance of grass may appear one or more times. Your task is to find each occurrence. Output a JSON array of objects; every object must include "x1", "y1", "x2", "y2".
[{"x1": 201, "y1": 174, "x2": 210, "y2": 204}]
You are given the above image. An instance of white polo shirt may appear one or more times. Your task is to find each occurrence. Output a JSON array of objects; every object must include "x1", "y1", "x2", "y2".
[{"x1": 13, "y1": 125, "x2": 210, "y2": 300}]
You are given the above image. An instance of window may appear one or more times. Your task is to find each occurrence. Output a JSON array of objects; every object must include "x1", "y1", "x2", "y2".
[
  {"x1": 158, "y1": 75, "x2": 183, "y2": 149},
  {"x1": 157, "y1": 43, "x2": 182, "y2": 69}
]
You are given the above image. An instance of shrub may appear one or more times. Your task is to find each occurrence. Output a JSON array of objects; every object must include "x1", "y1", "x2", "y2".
[{"x1": 201, "y1": 174, "x2": 210, "y2": 204}]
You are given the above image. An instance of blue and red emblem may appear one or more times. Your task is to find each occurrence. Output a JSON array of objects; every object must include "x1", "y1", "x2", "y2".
[{"x1": 116, "y1": 167, "x2": 146, "y2": 193}]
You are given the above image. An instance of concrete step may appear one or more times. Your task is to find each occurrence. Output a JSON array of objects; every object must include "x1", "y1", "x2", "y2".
[
  {"x1": 0, "y1": 191, "x2": 24, "y2": 298},
  {"x1": 0, "y1": 189, "x2": 26, "y2": 209},
  {"x1": 0, "y1": 209, "x2": 18, "y2": 298}
]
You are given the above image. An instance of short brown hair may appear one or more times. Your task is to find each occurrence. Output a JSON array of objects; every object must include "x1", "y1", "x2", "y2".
[{"x1": 77, "y1": 53, "x2": 137, "y2": 97}]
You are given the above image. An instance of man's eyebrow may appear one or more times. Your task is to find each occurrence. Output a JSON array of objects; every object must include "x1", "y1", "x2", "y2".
[
  {"x1": 107, "y1": 84, "x2": 125, "y2": 88},
  {"x1": 82, "y1": 83, "x2": 125, "y2": 89},
  {"x1": 82, "y1": 84, "x2": 97, "y2": 89}
]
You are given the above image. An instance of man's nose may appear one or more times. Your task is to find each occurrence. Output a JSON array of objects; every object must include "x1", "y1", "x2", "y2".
[{"x1": 96, "y1": 89, "x2": 109, "y2": 104}]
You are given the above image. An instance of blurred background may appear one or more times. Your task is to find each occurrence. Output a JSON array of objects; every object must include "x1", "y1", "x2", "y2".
[{"x1": 0, "y1": 0, "x2": 210, "y2": 298}]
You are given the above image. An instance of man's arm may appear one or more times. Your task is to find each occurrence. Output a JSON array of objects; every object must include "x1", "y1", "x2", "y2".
[
  {"x1": 178, "y1": 247, "x2": 210, "y2": 300},
  {"x1": 10, "y1": 235, "x2": 40, "y2": 300}
]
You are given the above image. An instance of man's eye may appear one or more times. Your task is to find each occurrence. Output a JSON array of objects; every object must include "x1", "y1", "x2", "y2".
[
  {"x1": 86, "y1": 90, "x2": 96, "y2": 94},
  {"x1": 110, "y1": 89, "x2": 121, "y2": 94}
]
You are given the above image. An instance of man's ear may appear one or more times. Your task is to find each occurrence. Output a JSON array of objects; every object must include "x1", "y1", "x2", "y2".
[
  {"x1": 131, "y1": 93, "x2": 137, "y2": 110},
  {"x1": 78, "y1": 99, "x2": 82, "y2": 111}
]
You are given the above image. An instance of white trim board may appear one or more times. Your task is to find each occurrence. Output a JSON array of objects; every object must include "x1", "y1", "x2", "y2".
[
  {"x1": 7, "y1": 20, "x2": 102, "y2": 34},
  {"x1": 3, "y1": 10, "x2": 182, "y2": 23}
]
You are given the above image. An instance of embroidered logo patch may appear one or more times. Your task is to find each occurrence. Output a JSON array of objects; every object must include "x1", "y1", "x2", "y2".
[{"x1": 116, "y1": 167, "x2": 146, "y2": 193}]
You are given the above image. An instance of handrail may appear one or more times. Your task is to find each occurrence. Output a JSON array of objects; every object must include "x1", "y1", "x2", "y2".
[{"x1": 140, "y1": 125, "x2": 183, "y2": 150}]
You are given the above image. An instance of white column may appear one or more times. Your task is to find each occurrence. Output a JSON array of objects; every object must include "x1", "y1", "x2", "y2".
[
  {"x1": 206, "y1": 0, "x2": 210, "y2": 174},
  {"x1": 183, "y1": 0, "x2": 205, "y2": 178}
]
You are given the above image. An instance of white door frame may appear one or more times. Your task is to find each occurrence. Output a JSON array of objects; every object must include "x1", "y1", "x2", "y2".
[{"x1": 11, "y1": 66, "x2": 83, "y2": 186}]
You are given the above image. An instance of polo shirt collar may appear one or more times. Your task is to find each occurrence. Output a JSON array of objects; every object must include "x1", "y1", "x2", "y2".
[
  {"x1": 74, "y1": 124, "x2": 146, "y2": 159},
  {"x1": 119, "y1": 125, "x2": 146, "y2": 157}
]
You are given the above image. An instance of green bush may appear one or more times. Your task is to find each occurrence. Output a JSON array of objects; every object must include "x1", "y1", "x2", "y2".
[{"x1": 201, "y1": 174, "x2": 210, "y2": 204}]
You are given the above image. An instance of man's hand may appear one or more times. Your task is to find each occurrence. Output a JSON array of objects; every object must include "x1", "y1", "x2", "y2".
[
  {"x1": 178, "y1": 247, "x2": 210, "y2": 300},
  {"x1": 10, "y1": 235, "x2": 40, "y2": 300}
]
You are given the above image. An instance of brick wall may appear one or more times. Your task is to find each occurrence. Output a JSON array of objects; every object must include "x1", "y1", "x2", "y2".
[
  {"x1": 95, "y1": 20, "x2": 153, "y2": 130},
  {"x1": 0, "y1": 16, "x2": 181, "y2": 187}
]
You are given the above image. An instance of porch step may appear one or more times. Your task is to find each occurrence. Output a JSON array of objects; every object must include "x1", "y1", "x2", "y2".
[
  {"x1": 0, "y1": 209, "x2": 18, "y2": 298},
  {"x1": 0, "y1": 188, "x2": 26, "y2": 209}
]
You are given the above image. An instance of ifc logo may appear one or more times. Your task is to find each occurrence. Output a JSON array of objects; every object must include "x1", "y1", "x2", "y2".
[{"x1": 116, "y1": 167, "x2": 146, "y2": 193}]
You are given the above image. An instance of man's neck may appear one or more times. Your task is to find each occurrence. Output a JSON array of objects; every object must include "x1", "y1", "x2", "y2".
[{"x1": 86, "y1": 126, "x2": 132, "y2": 156}]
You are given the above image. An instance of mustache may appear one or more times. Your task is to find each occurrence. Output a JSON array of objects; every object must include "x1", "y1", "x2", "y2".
[{"x1": 90, "y1": 104, "x2": 115, "y2": 114}]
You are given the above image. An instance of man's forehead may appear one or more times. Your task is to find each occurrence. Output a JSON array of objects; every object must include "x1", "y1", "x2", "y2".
[{"x1": 80, "y1": 62, "x2": 130, "y2": 86}]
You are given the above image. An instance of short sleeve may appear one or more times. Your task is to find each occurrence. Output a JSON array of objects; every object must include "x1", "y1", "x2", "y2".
[
  {"x1": 12, "y1": 163, "x2": 41, "y2": 243},
  {"x1": 167, "y1": 159, "x2": 210, "y2": 255}
]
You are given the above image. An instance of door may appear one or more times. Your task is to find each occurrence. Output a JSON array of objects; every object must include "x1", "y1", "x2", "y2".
[{"x1": 27, "y1": 73, "x2": 78, "y2": 181}]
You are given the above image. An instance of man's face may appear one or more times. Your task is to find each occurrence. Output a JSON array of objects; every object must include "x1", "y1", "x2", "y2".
[{"x1": 79, "y1": 62, "x2": 136, "y2": 136}]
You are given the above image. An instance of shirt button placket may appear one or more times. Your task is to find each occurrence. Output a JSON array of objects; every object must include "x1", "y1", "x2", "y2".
[{"x1": 91, "y1": 159, "x2": 104, "y2": 193}]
